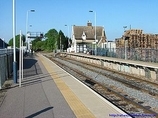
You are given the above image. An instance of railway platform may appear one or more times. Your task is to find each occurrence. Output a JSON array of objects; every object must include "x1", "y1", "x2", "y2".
[
  {"x1": 0, "y1": 53, "x2": 130, "y2": 118},
  {"x1": 64, "y1": 53, "x2": 158, "y2": 81}
]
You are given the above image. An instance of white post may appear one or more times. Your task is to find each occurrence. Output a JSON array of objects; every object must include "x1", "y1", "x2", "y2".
[
  {"x1": 123, "y1": 26, "x2": 127, "y2": 60},
  {"x1": 22, "y1": 36, "x2": 24, "y2": 80},
  {"x1": 19, "y1": 30, "x2": 22, "y2": 87},
  {"x1": 13, "y1": 0, "x2": 16, "y2": 63},
  {"x1": 65, "y1": 25, "x2": 70, "y2": 48},
  {"x1": 68, "y1": 26, "x2": 70, "y2": 48},
  {"x1": 26, "y1": 10, "x2": 35, "y2": 53},
  {"x1": 95, "y1": 11, "x2": 97, "y2": 56},
  {"x1": 26, "y1": 11, "x2": 29, "y2": 52},
  {"x1": 13, "y1": 0, "x2": 17, "y2": 83},
  {"x1": 89, "y1": 10, "x2": 97, "y2": 55}
]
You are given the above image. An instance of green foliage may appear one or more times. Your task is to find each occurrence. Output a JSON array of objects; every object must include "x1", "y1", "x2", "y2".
[
  {"x1": 31, "y1": 37, "x2": 43, "y2": 51},
  {"x1": 57, "y1": 30, "x2": 69, "y2": 50},
  {"x1": 8, "y1": 28, "x2": 70, "y2": 52},
  {"x1": 57, "y1": 30, "x2": 65, "y2": 49},
  {"x1": 8, "y1": 35, "x2": 25, "y2": 48},
  {"x1": 44, "y1": 29, "x2": 58, "y2": 51},
  {"x1": 36, "y1": 41, "x2": 43, "y2": 50},
  {"x1": 64, "y1": 36, "x2": 69, "y2": 49}
]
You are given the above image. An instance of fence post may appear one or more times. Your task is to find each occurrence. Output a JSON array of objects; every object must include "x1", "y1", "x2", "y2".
[
  {"x1": 5, "y1": 54, "x2": 8, "y2": 80},
  {"x1": 145, "y1": 67, "x2": 151, "y2": 79}
]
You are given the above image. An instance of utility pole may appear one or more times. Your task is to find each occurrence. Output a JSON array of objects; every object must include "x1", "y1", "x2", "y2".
[
  {"x1": 123, "y1": 26, "x2": 127, "y2": 60},
  {"x1": 89, "y1": 10, "x2": 97, "y2": 55},
  {"x1": 60, "y1": 35, "x2": 61, "y2": 52},
  {"x1": 19, "y1": 30, "x2": 22, "y2": 87}
]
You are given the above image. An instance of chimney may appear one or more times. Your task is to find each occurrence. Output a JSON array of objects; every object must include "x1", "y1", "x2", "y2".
[{"x1": 87, "y1": 21, "x2": 92, "y2": 26}]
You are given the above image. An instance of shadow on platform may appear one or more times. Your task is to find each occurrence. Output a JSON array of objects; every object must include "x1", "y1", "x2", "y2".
[
  {"x1": 22, "y1": 56, "x2": 43, "y2": 78},
  {"x1": 23, "y1": 58, "x2": 37, "y2": 69},
  {"x1": 22, "y1": 71, "x2": 70, "y2": 87},
  {"x1": 25, "y1": 106, "x2": 54, "y2": 118}
]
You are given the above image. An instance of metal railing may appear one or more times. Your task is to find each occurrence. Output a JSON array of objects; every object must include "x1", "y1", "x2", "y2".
[
  {"x1": 91, "y1": 48, "x2": 158, "y2": 63},
  {"x1": 0, "y1": 49, "x2": 13, "y2": 55}
]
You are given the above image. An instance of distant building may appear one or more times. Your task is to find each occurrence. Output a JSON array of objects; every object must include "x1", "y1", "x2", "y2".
[
  {"x1": 70, "y1": 21, "x2": 106, "y2": 53},
  {"x1": 0, "y1": 38, "x2": 8, "y2": 49},
  {"x1": 103, "y1": 41, "x2": 116, "y2": 52},
  {"x1": 103, "y1": 41, "x2": 116, "y2": 48}
]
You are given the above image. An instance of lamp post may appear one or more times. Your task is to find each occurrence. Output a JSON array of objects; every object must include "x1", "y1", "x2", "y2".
[
  {"x1": 60, "y1": 35, "x2": 61, "y2": 52},
  {"x1": 65, "y1": 25, "x2": 69, "y2": 38},
  {"x1": 65, "y1": 25, "x2": 70, "y2": 48},
  {"x1": 89, "y1": 10, "x2": 97, "y2": 55},
  {"x1": 19, "y1": 30, "x2": 22, "y2": 87},
  {"x1": 12, "y1": 0, "x2": 17, "y2": 83},
  {"x1": 123, "y1": 26, "x2": 127, "y2": 60},
  {"x1": 26, "y1": 9, "x2": 35, "y2": 53}
]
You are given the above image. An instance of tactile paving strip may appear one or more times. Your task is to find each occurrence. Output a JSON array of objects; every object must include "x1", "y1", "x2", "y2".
[{"x1": 39, "y1": 55, "x2": 95, "y2": 118}]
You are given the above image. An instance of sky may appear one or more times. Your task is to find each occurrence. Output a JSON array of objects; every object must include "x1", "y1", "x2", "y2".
[{"x1": 1, "y1": 0, "x2": 158, "y2": 43}]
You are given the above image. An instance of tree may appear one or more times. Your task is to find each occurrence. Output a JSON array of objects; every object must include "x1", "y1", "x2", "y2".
[
  {"x1": 57, "y1": 30, "x2": 65, "y2": 50},
  {"x1": 45, "y1": 29, "x2": 58, "y2": 51},
  {"x1": 31, "y1": 37, "x2": 42, "y2": 51},
  {"x1": 8, "y1": 35, "x2": 25, "y2": 48},
  {"x1": 41, "y1": 41, "x2": 46, "y2": 50},
  {"x1": 35, "y1": 41, "x2": 43, "y2": 51},
  {"x1": 64, "y1": 36, "x2": 69, "y2": 49},
  {"x1": 57, "y1": 30, "x2": 69, "y2": 51}
]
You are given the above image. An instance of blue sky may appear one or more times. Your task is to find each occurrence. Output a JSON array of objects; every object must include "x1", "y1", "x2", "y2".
[{"x1": 1, "y1": 0, "x2": 158, "y2": 43}]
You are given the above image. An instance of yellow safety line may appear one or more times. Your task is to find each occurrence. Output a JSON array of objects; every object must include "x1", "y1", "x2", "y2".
[{"x1": 39, "y1": 55, "x2": 95, "y2": 118}]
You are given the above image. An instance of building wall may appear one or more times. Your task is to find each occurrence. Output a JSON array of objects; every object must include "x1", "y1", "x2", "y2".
[{"x1": 0, "y1": 38, "x2": 8, "y2": 48}]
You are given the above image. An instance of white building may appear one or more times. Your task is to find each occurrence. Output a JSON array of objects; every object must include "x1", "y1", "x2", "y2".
[
  {"x1": 69, "y1": 22, "x2": 106, "y2": 53},
  {"x1": 103, "y1": 41, "x2": 116, "y2": 52}
]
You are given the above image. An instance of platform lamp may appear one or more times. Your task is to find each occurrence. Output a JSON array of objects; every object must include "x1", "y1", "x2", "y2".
[
  {"x1": 26, "y1": 9, "x2": 35, "y2": 52},
  {"x1": 65, "y1": 25, "x2": 70, "y2": 48},
  {"x1": 89, "y1": 10, "x2": 97, "y2": 55},
  {"x1": 12, "y1": 0, "x2": 17, "y2": 83},
  {"x1": 123, "y1": 26, "x2": 127, "y2": 60}
]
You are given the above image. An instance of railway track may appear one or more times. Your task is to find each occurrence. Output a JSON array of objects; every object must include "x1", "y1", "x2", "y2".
[
  {"x1": 63, "y1": 57, "x2": 158, "y2": 97},
  {"x1": 45, "y1": 54, "x2": 158, "y2": 118}
]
